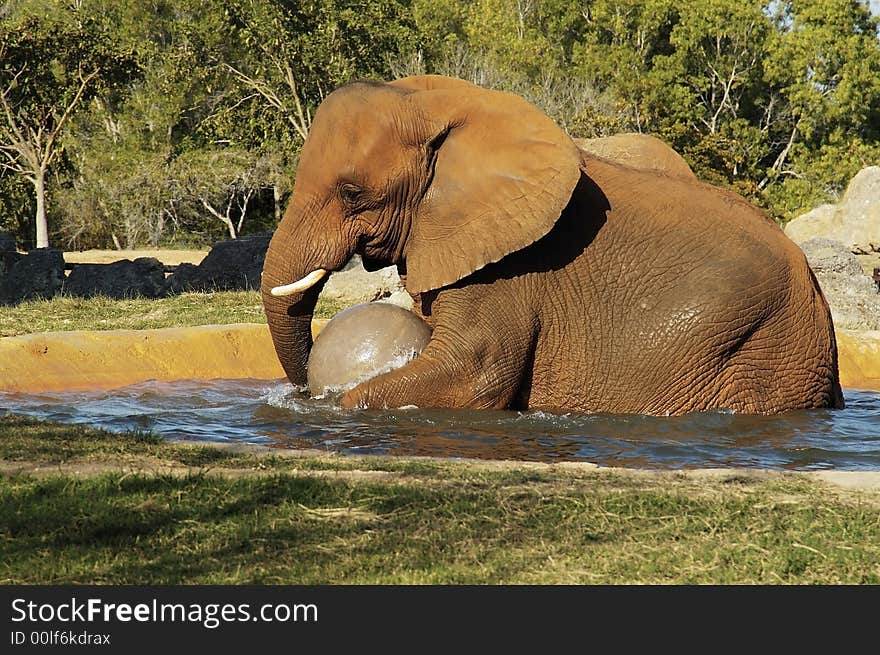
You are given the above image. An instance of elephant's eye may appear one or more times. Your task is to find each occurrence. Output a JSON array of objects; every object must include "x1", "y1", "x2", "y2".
[{"x1": 339, "y1": 183, "x2": 363, "y2": 207}]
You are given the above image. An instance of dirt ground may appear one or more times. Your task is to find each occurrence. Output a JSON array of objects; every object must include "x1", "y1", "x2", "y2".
[
  {"x1": 63, "y1": 249, "x2": 208, "y2": 266},
  {"x1": 2, "y1": 440, "x2": 880, "y2": 493}
]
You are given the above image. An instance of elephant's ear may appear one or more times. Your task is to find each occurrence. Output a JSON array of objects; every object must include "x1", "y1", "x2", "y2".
[{"x1": 402, "y1": 86, "x2": 582, "y2": 294}]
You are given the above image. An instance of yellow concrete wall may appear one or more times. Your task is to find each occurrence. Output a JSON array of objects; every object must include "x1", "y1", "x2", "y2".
[
  {"x1": 0, "y1": 322, "x2": 321, "y2": 393},
  {"x1": 836, "y1": 329, "x2": 880, "y2": 392},
  {"x1": 0, "y1": 322, "x2": 876, "y2": 394},
  {"x1": 0, "y1": 324, "x2": 280, "y2": 392}
]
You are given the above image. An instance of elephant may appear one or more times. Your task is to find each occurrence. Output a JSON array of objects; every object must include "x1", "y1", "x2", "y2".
[{"x1": 261, "y1": 74, "x2": 843, "y2": 416}]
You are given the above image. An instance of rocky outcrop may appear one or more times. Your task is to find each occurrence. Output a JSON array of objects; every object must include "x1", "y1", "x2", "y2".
[
  {"x1": 161, "y1": 236, "x2": 409, "y2": 305},
  {"x1": 799, "y1": 238, "x2": 880, "y2": 331},
  {"x1": 64, "y1": 257, "x2": 168, "y2": 299},
  {"x1": 166, "y1": 233, "x2": 271, "y2": 293},
  {"x1": 785, "y1": 166, "x2": 880, "y2": 254},
  {"x1": 319, "y1": 255, "x2": 411, "y2": 310},
  {"x1": 0, "y1": 231, "x2": 22, "y2": 279},
  {"x1": 575, "y1": 133, "x2": 696, "y2": 179},
  {"x1": 0, "y1": 250, "x2": 22, "y2": 278},
  {"x1": 0, "y1": 248, "x2": 65, "y2": 305},
  {"x1": 0, "y1": 233, "x2": 409, "y2": 306},
  {"x1": 0, "y1": 231, "x2": 16, "y2": 253}
]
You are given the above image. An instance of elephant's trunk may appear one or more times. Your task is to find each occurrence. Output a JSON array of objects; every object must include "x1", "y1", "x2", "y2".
[
  {"x1": 261, "y1": 199, "x2": 354, "y2": 385},
  {"x1": 261, "y1": 287, "x2": 322, "y2": 386},
  {"x1": 260, "y1": 226, "x2": 331, "y2": 386}
]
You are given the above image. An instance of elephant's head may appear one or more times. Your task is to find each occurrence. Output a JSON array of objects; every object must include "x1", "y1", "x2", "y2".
[{"x1": 261, "y1": 75, "x2": 582, "y2": 385}]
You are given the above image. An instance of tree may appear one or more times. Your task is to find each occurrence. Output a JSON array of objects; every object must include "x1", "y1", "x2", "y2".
[
  {"x1": 572, "y1": 0, "x2": 678, "y2": 132},
  {"x1": 4, "y1": 0, "x2": 876, "y2": 246},
  {"x1": 54, "y1": 0, "x2": 249, "y2": 248},
  {"x1": 169, "y1": 150, "x2": 286, "y2": 240},
  {"x1": 0, "y1": 26, "x2": 99, "y2": 248},
  {"x1": 640, "y1": 0, "x2": 773, "y2": 193},
  {"x1": 0, "y1": 5, "x2": 137, "y2": 248},
  {"x1": 399, "y1": 0, "x2": 619, "y2": 135},
  {"x1": 210, "y1": 0, "x2": 421, "y2": 148},
  {"x1": 567, "y1": 0, "x2": 880, "y2": 217},
  {"x1": 761, "y1": 0, "x2": 880, "y2": 217}
]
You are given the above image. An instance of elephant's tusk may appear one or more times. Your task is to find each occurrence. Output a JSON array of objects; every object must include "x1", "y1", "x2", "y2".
[{"x1": 270, "y1": 269, "x2": 328, "y2": 296}]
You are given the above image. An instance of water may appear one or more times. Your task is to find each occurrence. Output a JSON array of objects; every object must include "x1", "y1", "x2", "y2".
[{"x1": 2, "y1": 379, "x2": 879, "y2": 471}]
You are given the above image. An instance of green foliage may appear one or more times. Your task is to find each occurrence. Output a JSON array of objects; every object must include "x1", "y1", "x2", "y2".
[
  {"x1": 0, "y1": 3, "x2": 138, "y2": 248},
  {"x1": 0, "y1": 172, "x2": 33, "y2": 241},
  {"x1": 0, "y1": 0, "x2": 878, "y2": 246},
  {"x1": 761, "y1": 0, "x2": 880, "y2": 219}
]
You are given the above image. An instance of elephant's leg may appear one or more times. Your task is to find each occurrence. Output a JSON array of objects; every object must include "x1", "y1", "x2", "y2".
[{"x1": 339, "y1": 290, "x2": 537, "y2": 410}]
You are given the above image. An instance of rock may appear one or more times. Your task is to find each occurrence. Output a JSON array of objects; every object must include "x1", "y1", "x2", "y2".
[
  {"x1": 785, "y1": 166, "x2": 880, "y2": 254},
  {"x1": 0, "y1": 231, "x2": 17, "y2": 252},
  {"x1": 575, "y1": 133, "x2": 696, "y2": 178},
  {"x1": 64, "y1": 257, "x2": 167, "y2": 299},
  {"x1": 318, "y1": 255, "x2": 411, "y2": 309},
  {"x1": 383, "y1": 288, "x2": 415, "y2": 310},
  {"x1": 0, "y1": 248, "x2": 65, "y2": 305},
  {"x1": 0, "y1": 251, "x2": 23, "y2": 277},
  {"x1": 801, "y1": 238, "x2": 865, "y2": 277},
  {"x1": 167, "y1": 262, "x2": 200, "y2": 292},
  {"x1": 167, "y1": 233, "x2": 270, "y2": 293},
  {"x1": 799, "y1": 238, "x2": 880, "y2": 331},
  {"x1": 0, "y1": 232, "x2": 20, "y2": 276},
  {"x1": 162, "y1": 234, "x2": 409, "y2": 306}
]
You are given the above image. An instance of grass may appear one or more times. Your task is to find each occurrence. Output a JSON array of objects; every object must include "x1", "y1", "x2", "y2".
[
  {"x1": 2, "y1": 414, "x2": 879, "y2": 584},
  {"x1": 0, "y1": 292, "x2": 349, "y2": 337}
]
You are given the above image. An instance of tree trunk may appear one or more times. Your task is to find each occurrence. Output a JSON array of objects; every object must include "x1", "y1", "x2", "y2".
[
  {"x1": 200, "y1": 198, "x2": 238, "y2": 239},
  {"x1": 225, "y1": 215, "x2": 238, "y2": 239},
  {"x1": 33, "y1": 170, "x2": 49, "y2": 249},
  {"x1": 274, "y1": 183, "x2": 284, "y2": 222}
]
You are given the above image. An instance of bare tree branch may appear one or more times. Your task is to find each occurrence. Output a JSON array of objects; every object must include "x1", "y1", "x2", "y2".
[
  {"x1": 1, "y1": 57, "x2": 100, "y2": 247},
  {"x1": 0, "y1": 66, "x2": 30, "y2": 146},
  {"x1": 223, "y1": 61, "x2": 310, "y2": 141},
  {"x1": 42, "y1": 67, "x2": 99, "y2": 167},
  {"x1": 759, "y1": 119, "x2": 801, "y2": 190}
]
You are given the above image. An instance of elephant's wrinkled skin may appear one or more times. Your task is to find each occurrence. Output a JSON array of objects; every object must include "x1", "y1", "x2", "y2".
[{"x1": 261, "y1": 75, "x2": 842, "y2": 415}]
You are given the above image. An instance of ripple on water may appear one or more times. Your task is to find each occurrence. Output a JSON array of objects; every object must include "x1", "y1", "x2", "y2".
[{"x1": 1, "y1": 380, "x2": 878, "y2": 470}]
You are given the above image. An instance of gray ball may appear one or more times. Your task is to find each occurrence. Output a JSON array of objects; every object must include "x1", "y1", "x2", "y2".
[{"x1": 307, "y1": 302, "x2": 431, "y2": 397}]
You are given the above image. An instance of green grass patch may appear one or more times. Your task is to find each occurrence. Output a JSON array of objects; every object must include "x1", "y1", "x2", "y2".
[
  {"x1": 0, "y1": 292, "x2": 348, "y2": 337},
  {"x1": 0, "y1": 415, "x2": 436, "y2": 474},
  {"x1": 1, "y1": 415, "x2": 879, "y2": 584}
]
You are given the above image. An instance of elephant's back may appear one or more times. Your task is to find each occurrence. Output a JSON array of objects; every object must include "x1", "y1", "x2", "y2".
[
  {"x1": 525, "y1": 159, "x2": 842, "y2": 414},
  {"x1": 581, "y1": 156, "x2": 792, "y2": 273}
]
